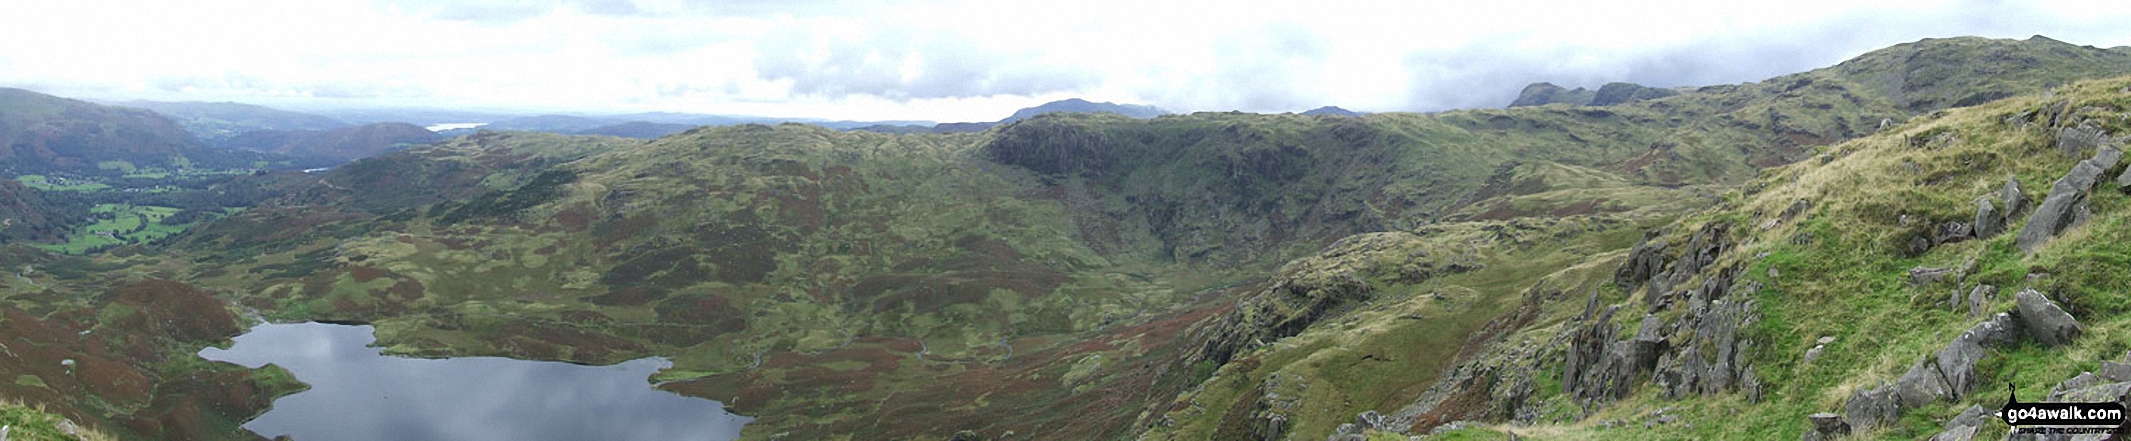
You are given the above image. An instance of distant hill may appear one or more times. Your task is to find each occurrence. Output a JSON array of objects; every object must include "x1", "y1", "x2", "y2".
[
  {"x1": 217, "y1": 122, "x2": 441, "y2": 163},
  {"x1": 1508, "y1": 36, "x2": 2131, "y2": 112},
  {"x1": 1299, "y1": 106, "x2": 1363, "y2": 117},
  {"x1": 907, "y1": 98, "x2": 1169, "y2": 134},
  {"x1": 1000, "y1": 98, "x2": 1165, "y2": 124},
  {"x1": 1507, "y1": 81, "x2": 1681, "y2": 107},
  {"x1": 1826, "y1": 35, "x2": 2131, "y2": 111},
  {"x1": 311, "y1": 107, "x2": 514, "y2": 126},
  {"x1": 0, "y1": 88, "x2": 268, "y2": 174},
  {"x1": 575, "y1": 121, "x2": 697, "y2": 139},
  {"x1": 1507, "y1": 82, "x2": 1595, "y2": 107},
  {"x1": 479, "y1": 115, "x2": 621, "y2": 133},
  {"x1": 116, "y1": 100, "x2": 349, "y2": 141}
]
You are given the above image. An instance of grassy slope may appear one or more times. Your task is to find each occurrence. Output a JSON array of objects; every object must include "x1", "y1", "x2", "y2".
[
  {"x1": 0, "y1": 36, "x2": 2122, "y2": 441},
  {"x1": 1564, "y1": 74, "x2": 2131, "y2": 440},
  {"x1": 1139, "y1": 37, "x2": 2131, "y2": 440},
  {"x1": 1216, "y1": 76, "x2": 2131, "y2": 440}
]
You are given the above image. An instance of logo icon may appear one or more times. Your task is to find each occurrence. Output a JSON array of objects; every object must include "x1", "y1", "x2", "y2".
[{"x1": 1996, "y1": 382, "x2": 2127, "y2": 430}]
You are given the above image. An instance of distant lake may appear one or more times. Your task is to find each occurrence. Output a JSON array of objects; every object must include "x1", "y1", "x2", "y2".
[
  {"x1": 424, "y1": 122, "x2": 487, "y2": 131},
  {"x1": 198, "y1": 323, "x2": 749, "y2": 441}
]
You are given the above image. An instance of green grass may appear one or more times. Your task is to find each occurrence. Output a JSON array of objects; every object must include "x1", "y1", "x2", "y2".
[
  {"x1": 13, "y1": 175, "x2": 109, "y2": 192},
  {"x1": 34, "y1": 204, "x2": 194, "y2": 254}
]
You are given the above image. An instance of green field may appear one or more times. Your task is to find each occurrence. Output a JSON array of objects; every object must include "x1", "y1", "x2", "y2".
[
  {"x1": 35, "y1": 203, "x2": 192, "y2": 254},
  {"x1": 14, "y1": 174, "x2": 111, "y2": 192}
]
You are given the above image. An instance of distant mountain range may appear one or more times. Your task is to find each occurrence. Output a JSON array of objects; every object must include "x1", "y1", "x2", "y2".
[
  {"x1": 866, "y1": 98, "x2": 1171, "y2": 134},
  {"x1": 113, "y1": 100, "x2": 353, "y2": 141},
  {"x1": 1299, "y1": 106, "x2": 1363, "y2": 116},
  {"x1": 214, "y1": 123, "x2": 442, "y2": 163},
  {"x1": 0, "y1": 88, "x2": 273, "y2": 174}
]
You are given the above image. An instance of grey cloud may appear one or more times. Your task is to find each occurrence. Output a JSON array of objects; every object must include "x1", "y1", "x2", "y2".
[
  {"x1": 1196, "y1": 22, "x2": 1333, "y2": 111},
  {"x1": 752, "y1": 26, "x2": 1098, "y2": 100}
]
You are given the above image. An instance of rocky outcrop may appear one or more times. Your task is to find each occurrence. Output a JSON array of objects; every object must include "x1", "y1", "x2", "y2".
[
  {"x1": 1925, "y1": 405, "x2": 1989, "y2": 441},
  {"x1": 1802, "y1": 412, "x2": 1849, "y2": 441},
  {"x1": 1962, "y1": 284, "x2": 1996, "y2": 317},
  {"x1": 1844, "y1": 383, "x2": 1901, "y2": 432},
  {"x1": 1590, "y1": 82, "x2": 1681, "y2": 106},
  {"x1": 2117, "y1": 163, "x2": 2131, "y2": 191},
  {"x1": 1563, "y1": 303, "x2": 1664, "y2": 404},
  {"x1": 1973, "y1": 196, "x2": 2002, "y2": 238},
  {"x1": 1907, "y1": 266, "x2": 1954, "y2": 286},
  {"x1": 2100, "y1": 360, "x2": 2131, "y2": 382},
  {"x1": 1654, "y1": 293, "x2": 1757, "y2": 398},
  {"x1": 2054, "y1": 122, "x2": 2116, "y2": 156},
  {"x1": 2017, "y1": 147, "x2": 2118, "y2": 253},
  {"x1": 1507, "y1": 82, "x2": 1596, "y2": 107},
  {"x1": 1839, "y1": 311, "x2": 2025, "y2": 431},
  {"x1": 1615, "y1": 235, "x2": 1667, "y2": 289},
  {"x1": 1569, "y1": 222, "x2": 1758, "y2": 410},
  {"x1": 2003, "y1": 175, "x2": 2029, "y2": 218},
  {"x1": 2015, "y1": 288, "x2": 2083, "y2": 346}
]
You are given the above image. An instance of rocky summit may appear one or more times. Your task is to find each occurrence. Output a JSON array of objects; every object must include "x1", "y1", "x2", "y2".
[{"x1": 1, "y1": 34, "x2": 2130, "y2": 441}]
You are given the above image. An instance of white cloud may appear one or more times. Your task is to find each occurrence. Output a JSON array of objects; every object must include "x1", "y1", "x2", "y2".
[{"x1": 2, "y1": 0, "x2": 2128, "y2": 121}]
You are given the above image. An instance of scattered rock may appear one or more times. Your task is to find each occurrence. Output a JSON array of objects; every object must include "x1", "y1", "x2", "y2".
[
  {"x1": 2094, "y1": 146, "x2": 2124, "y2": 171},
  {"x1": 1817, "y1": 336, "x2": 1836, "y2": 345},
  {"x1": 1844, "y1": 383, "x2": 1900, "y2": 432},
  {"x1": 1973, "y1": 196, "x2": 2002, "y2": 238},
  {"x1": 2014, "y1": 289, "x2": 2082, "y2": 346},
  {"x1": 1804, "y1": 412, "x2": 1850, "y2": 441},
  {"x1": 2017, "y1": 160, "x2": 2103, "y2": 253},
  {"x1": 1804, "y1": 345, "x2": 1825, "y2": 365},
  {"x1": 1926, "y1": 425, "x2": 1977, "y2": 441},
  {"x1": 1897, "y1": 357, "x2": 1952, "y2": 407},
  {"x1": 2117, "y1": 164, "x2": 2131, "y2": 192},
  {"x1": 1971, "y1": 312, "x2": 2027, "y2": 347},
  {"x1": 2099, "y1": 361, "x2": 2131, "y2": 382},
  {"x1": 1966, "y1": 285, "x2": 1996, "y2": 319},
  {"x1": 2002, "y1": 176, "x2": 2028, "y2": 217},
  {"x1": 2047, "y1": 372, "x2": 2102, "y2": 400},
  {"x1": 1355, "y1": 410, "x2": 1385, "y2": 431},
  {"x1": 2053, "y1": 381, "x2": 2131, "y2": 407},
  {"x1": 1616, "y1": 236, "x2": 1668, "y2": 289},
  {"x1": 1946, "y1": 404, "x2": 1990, "y2": 430},
  {"x1": 1783, "y1": 199, "x2": 1811, "y2": 221},
  {"x1": 2056, "y1": 124, "x2": 2112, "y2": 156},
  {"x1": 1934, "y1": 335, "x2": 1987, "y2": 399},
  {"x1": 1933, "y1": 222, "x2": 1973, "y2": 244},
  {"x1": 2065, "y1": 157, "x2": 2110, "y2": 192},
  {"x1": 1908, "y1": 267, "x2": 1954, "y2": 286}
]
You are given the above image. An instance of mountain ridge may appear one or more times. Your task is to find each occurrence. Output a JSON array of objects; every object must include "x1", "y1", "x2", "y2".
[{"x1": 1, "y1": 35, "x2": 2130, "y2": 441}]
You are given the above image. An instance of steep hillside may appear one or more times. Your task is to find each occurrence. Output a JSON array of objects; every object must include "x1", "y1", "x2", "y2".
[
  {"x1": 4, "y1": 36, "x2": 2128, "y2": 441},
  {"x1": 216, "y1": 122, "x2": 441, "y2": 163},
  {"x1": 1145, "y1": 75, "x2": 2131, "y2": 441},
  {"x1": 1829, "y1": 35, "x2": 2131, "y2": 112},
  {"x1": 116, "y1": 101, "x2": 349, "y2": 142},
  {"x1": 0, "y1": 180, "x2": 71, "y2": 243},
  {"x1": 0, "y1": 89, "x2": 269, "y2": 175}
]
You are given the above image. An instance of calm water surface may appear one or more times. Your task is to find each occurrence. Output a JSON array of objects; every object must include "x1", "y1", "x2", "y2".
[{"x1": 198, "y1": 322, "x2": 749, "y2": 441}]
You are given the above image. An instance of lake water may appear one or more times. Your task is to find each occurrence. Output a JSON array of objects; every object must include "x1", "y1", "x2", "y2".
[
  {"x1": 197, "y1": 322, "x2": 749, "y2": 441},
  {"x1": 424, "y1": 122, "x2": 488, "y2": 132}
]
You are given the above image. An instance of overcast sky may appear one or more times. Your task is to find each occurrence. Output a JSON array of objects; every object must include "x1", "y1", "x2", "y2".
[{"x1": 4, "y1": 0, "x2": 2129, "y2": 122}]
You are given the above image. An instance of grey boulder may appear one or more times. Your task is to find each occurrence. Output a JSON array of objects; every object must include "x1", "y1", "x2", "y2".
[{"x1": 2015, "y1": 289, "x2": 2082, "y2": 346}]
